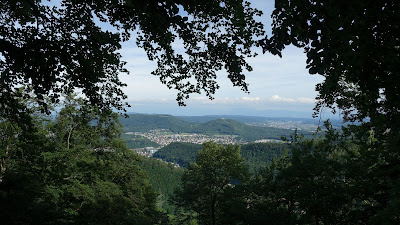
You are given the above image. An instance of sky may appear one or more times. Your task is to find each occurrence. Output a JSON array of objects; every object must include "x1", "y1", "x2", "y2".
[{"x1": 116, "y1": 0, "x2": 329, "y2": 119}]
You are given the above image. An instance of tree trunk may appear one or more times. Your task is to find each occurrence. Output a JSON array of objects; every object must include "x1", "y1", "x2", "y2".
[{"x1": 211, "y1": 195, "x2": 216, "y2": 225}]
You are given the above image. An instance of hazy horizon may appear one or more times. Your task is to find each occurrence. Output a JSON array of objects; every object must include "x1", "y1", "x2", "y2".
[{"x1": 124, "y1": 109, "x2": 342, "y2": 121}]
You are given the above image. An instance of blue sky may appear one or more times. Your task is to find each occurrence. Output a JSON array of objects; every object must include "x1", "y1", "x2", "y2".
[{"x1": 117, "y1": 0, "x2": 327, "y2": 118}]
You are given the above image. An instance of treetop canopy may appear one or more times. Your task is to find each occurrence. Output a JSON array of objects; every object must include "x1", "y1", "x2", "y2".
[{"x1": 0, "y1": 0, "x2": 264, "y2": 119}]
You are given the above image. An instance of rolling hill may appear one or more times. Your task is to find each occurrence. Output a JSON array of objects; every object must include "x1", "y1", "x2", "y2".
[
  {"x1": 119, "y1": 113, "x2": 194, "y2": 132},
  {"x1": 120, "y1": 113, "x2": 313, "y2": 142},
  {"x1": 152, "y1": 142, "x2": 288, "y2": 171},
  {"x1": 177, "y1": 115, "x2": 347, "y2": 129},
  {"x1": 188, "y1": 118, "x2": 297, "y2": 141}
]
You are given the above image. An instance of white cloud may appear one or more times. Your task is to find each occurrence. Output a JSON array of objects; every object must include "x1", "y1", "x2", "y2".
[
  {"x1": 188, "y1": 96, "x2": 265, "y2": 104},
  {"x1": 182, "y1": 95, "x2": 314, "y2": 105},
  {"x1": 269, "y1": 95, "x2": 314, "y2": 104},
  {"x1": 241, "y1": 97, "x2": 262, "y2": 102},
  {"x1": 297, "y1": 97, "x2": 316, "y2": 104},
  {"x1": 270, "y1": 95, "x2": 295, "y2": 103}
]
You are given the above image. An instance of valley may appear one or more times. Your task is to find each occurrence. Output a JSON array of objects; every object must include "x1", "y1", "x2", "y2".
[
  {"x1": 120, "y1": 113, "x2": 317, "y2": 145},
  {"x1": 121, "y1": 113, "x2": 307, "y2": 159}
]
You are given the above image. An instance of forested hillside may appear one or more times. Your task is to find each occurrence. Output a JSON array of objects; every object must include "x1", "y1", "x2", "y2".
[
  {"x1": 121, "y1": 133, "x2": 160, "y2": 149},
  {"x1": 240, "y1": 143, "x2": 287, "y2": 171},
  {"x1": 140, "y1": 157, "x2": 184, "y2": 214},
  {"x1": 0, "y1": 97, "x2": 168, "y2": 224},
  {"x1": 153, "y1": 142, "x2": 287, "y2": 171},
  {"x1": 177, "y1": 115, "x2": 271, "y2": 123},
  {"x1": 152, "y1": 142, "x2": 202, "y2": 167},
  {"x1": 177, "y1": 115, "x2": 345, "y2": 128},
  {"x1": 119, "y1": 114, "x2": 193, "y2": 133},
  {"x1": 120, "y1": 114, "x2": 312, "y2": 142},
  {"x1": 191, "y1": 119, "x2": 297, "y2": 141}
]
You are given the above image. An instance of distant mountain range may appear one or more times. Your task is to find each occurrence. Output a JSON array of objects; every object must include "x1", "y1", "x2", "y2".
[
  {"x1": 176, "y1": 114, "x2": 345, "y2": 126},
  {"x1": 119, "y1": 113, "x2": 316, "y2": 142}
]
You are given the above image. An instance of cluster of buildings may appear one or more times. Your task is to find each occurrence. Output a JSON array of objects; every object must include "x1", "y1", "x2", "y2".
[
  {"x1": 132, "y1": 147, "x2": 159, "y2": 157},
  {"x1": 254, "y1": 139, "x2": 284, "y2": 143},
  {"x1": 128, "y1": 129, "x2": 240, "y2": 147},
  {"x1": 131, "y1": 147, "x2": 180, "y2": 168},
  {"x1": 127, "y1": 130, "x2": 242, "y2": 160}
]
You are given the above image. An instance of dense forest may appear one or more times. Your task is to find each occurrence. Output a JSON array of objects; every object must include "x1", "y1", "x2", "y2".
[
  {"x1": 153, "y1": 142, "x2": 287, "y2": 171},
  {"x1": 1, "y1": 0, "x2": 399, "y2": 224},
  {"x1": 172, "y1": 130, "x2": 389, "y2": 225},
  {"x1": 121, "y1": 133, "x2": 160, "y2": 149},
  {"x1": 153, "y1": 142, "x2": 202, "y2": 168},
  {"x1": 0, "y1": 97, "x2": 169, "y2": 224},
  {"x1": 139, "y1": 157, "x2": 184, "y2": 215}
]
